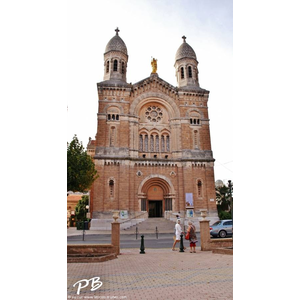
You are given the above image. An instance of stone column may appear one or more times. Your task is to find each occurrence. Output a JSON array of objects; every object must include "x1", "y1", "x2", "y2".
[
  {"x1": 199, "y1": 220, "x2": 211, "y2": 251},
  {"x1": 111, "y1": 222, "x2": 120, "y2": 255}
]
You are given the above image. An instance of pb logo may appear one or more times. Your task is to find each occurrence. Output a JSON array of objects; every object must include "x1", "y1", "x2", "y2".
[{"x1": 73, "y1": 276, "x2": 103, "y2": 295}]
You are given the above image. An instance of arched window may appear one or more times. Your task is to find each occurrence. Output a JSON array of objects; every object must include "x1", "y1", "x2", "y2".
[
  {"x1": 166, "y1": 136, "x2": 170, "y2": 151},
  {"x1": 109, "y1": 180, "x2": 114, "y2": 197},
  {"x1": 197, "y1": 180, "x2": 202, "y2": 197},
  {"x1": 106, "y1": 61, "x2": 109, "y2": 73},
  {"x1": 121, "y1": 62, "x2": 125, "y2": 74},
  {"x1": 139, "y1": 135, "x2": 143, "y2": 151},
  {"x1": 155, "y1": 135, "x2": 159, "y2": 152},
  {"x1": 144, "y1": 135, "x2": 148, "y2": 151},
  {"x1": 150, "y1": 135, "x2": 154, "y2": 152},
  {"x1": 188, "y1": 66, "x2": 192, "y2": 78},
  {"x1": 110, "y1": 126, "x2": 115, "y2": 147},
  {"x1": 113, "y1": 60, "x2": 118, "y2": 71},
  {"x1": 181, "y1": 67, "x2": 184, "y2": 79}
]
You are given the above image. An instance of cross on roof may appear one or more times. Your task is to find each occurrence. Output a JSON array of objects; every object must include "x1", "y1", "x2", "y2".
[
  {"x1": 182, "y1": 35, "x2": 186, "y2": 42},
  {"x1": 115, "y1": 27, "x2": 120, "y2": 35}
]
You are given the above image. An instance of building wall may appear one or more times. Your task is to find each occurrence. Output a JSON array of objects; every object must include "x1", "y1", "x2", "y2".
[
  {"x1": 90, "y1": 36, "x2": 218, "y2": 220},
  {"x1": 92, "y1": 157, "x2": 217, "y2": 218}
]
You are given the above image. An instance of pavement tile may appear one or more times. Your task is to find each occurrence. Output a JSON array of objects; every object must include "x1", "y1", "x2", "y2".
[{"x1": 67, "y1": 249, "x2": 232, "y2": 300}]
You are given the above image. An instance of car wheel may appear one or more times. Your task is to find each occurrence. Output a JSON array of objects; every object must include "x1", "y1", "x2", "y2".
[{"x1": 219, "y1": 230, "x2": 227, "y2": 238}]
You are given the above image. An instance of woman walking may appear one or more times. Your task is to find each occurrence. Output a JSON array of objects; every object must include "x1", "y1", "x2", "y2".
[
  {"x1": 172, "y1": 219, "x2": 183, "y2": 251},
  {"x1": 186, "y1": 221, "x2": 198, "y2": 253}
]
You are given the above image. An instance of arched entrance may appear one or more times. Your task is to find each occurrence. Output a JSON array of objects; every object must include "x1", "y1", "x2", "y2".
[
  {"x1": 139, "y1": 176, "x2": 174, "y2": 218},
  {"x1": 147, "y1": 185, "x2": 163, "y2": 217}
]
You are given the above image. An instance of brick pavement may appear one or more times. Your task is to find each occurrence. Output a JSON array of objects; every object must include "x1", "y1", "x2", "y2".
[{"x1": 67, "y1": 248, "x2": 232, "y2": 300}]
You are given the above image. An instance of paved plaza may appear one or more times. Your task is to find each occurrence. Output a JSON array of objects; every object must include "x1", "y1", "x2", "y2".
[{"x1": 67, "y1": 248, "x2": 233, "y2": 300}]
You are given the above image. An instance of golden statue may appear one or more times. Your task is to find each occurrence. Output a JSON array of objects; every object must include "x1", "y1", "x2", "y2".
[{"x1": 151, "y1": 58, "x2": 157, "y2": 73}]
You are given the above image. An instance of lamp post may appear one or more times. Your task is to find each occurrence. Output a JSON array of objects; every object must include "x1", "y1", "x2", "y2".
[
  {"x1": 82, "y1": 205, "x2": 90, "y2": 241},
  {"x1": 86, "y1": 205, "x2": 90, "y2": 219},
  {"x1": 228, "y1": 180, "x2": 233, "y2": 238}
]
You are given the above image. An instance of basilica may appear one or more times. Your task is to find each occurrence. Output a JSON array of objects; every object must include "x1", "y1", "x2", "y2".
[{"x1": 88, "y1": 28, "x2": 218, "y2": 228}]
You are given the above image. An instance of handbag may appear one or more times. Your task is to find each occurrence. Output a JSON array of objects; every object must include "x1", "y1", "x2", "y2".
[{"x1": 185, "y1": 232, "x2": 190, "y2": 240}]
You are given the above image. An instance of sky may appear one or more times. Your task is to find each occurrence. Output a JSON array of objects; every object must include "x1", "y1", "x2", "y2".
[{"x1": 67, "y1": 0, "x2": 233, "y2": 183}]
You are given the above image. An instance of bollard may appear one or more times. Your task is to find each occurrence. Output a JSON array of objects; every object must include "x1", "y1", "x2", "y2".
[
  {"x1": 140, "y1": 235, "x2": 145, "y2": 254},
  {"x1": 136, "y1": 227, "x2": 138, "y2": 240},
  {"x1": 155, "y1": 226, "x2": 159, "y2": 239},
  {"x1": 82, "y1": 228, "x2": 85, "y2": 241},
  {"x1": 179, "y1": 234, "x2": 185, "y2": 252}
]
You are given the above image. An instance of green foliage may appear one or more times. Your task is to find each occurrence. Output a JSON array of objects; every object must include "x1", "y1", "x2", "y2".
[
  {"x1": 215, "y1": 181, "x2": 233, "y2": 219},
  {"x1": 218, "y1": 210, "x2": 232, "y2": 220},
  {"x1": 75, "y1": 195, "x2": 89, "y2": 222},
  {"x1": 67, "y1": 135, "x2": 98, "y2": 192},
  {"x1": 216, "y1": 185, "x2": 231, "y2": 209}
]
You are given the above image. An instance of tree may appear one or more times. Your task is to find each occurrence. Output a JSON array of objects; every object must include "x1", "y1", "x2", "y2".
[
  {"x1": 215, "y1": 181, "x2": 233, "y2": 219},
  {"x1": 75, "y1": 195, "x2": 89, "y2": 222},
  {"x1": 216, "y1": 185, "x2": 231, "y2": 210},
  {"x1": 67, "y1": 135, "x2": 98, "y2": 192}
]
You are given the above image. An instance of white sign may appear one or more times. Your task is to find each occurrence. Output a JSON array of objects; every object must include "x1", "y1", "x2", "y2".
[
  {"x1": 186, "y1": 209, "x2": 194, "y2": 218},
  {"x1": 210, "y1": 198, "x2": 215, "y2": 202},
  {"x1": 120, "y1": 210, "x2": 128, "y2": 219}
]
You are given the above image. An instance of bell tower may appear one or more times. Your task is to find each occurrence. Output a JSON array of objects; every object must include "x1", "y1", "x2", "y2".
[
  {"x1": 174, "y1": 36, "x2": 200, "y2": 89},
  {"x1": 103, "y1": 27, "x2": 128, "y2": 83}
]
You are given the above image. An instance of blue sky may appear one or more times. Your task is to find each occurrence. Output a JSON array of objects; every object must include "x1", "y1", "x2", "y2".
[{"x1": 67, "y1": 0, "x2": 233, "y2": 182}]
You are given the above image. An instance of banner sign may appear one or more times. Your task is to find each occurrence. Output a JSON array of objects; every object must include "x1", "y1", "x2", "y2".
[{"x1": 185, "y1": 193, "x2": 193, "y2": 207}]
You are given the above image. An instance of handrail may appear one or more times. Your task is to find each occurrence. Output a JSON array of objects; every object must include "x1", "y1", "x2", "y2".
[
  {"x1": 165, "y1": 211, "x2": 178, "y2": 220},
  {"x1": 119, "y1": 211, "x2": 148, "y2": 224}
]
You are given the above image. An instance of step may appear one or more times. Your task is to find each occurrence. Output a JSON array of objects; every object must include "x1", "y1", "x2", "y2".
[
  {"x1": 67, "y1": 253, "x2": 117, "y2": 263},
  {"x1": 124, "y1": 218, "x2": 177, "y2": 232}
]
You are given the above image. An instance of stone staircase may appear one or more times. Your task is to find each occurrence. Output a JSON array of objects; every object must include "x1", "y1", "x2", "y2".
[
  {"x1": 124, "y1": 217, "x2": 177, "y2": 234},
  {"x1": 123, "y1": 216, "x2": 220, "y2": 233}
]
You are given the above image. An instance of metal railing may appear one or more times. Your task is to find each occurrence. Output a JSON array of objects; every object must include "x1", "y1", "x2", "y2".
[{"x1": 119, "y1": 211, "x2": 148, "y2": 230}]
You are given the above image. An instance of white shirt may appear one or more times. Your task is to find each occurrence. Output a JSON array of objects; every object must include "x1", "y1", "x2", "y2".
[{"x1": 175, "y1": 223, "x2": 182, "y2": 240}]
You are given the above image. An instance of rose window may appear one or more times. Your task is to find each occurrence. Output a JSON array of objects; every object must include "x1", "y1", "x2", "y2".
[{"x1": 145, "y1": 106, "x2": 163, "y2": 122}]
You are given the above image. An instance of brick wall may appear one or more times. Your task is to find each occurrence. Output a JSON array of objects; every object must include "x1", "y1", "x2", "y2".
[{"x1": 91, "y1": 76, "x2": 218, "y2": 219}]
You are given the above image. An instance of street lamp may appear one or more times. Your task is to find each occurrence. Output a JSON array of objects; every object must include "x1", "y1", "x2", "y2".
[
  {"x1": 228, "y1": 180, "x2": 233, "y2": 238},
  {"x1": 86, "y1": 205, "x2": 90, "y2": 219},
  {"x1": 82, "y1": 205, "x2": 90, "y2": 241}
]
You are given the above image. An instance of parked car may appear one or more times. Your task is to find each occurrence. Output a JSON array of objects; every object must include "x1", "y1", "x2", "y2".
[{"x1": 210, "y1": 219, "x2": 233, "y2": 238}]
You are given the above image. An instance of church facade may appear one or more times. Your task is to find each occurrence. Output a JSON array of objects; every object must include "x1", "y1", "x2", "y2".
[{"x1": 89, "y1": 28, "x2": 218, "y2": 227}]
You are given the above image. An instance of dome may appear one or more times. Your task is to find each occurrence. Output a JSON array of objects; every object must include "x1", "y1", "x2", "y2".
[
  {"x1": 175, "y1": 36, "x2": 197, "y2": 61},
  {"x1": 104, "y1": 28, "x2": 128, "y2": 56}
]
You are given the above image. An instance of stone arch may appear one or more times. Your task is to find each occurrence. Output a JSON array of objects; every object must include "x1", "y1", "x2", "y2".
[
  {"x1": 138, "y1": 175, "x2": 176, "y2": 216},
  {"x1": 103, "y1": 103, "x2": 124, "y2": 114},
  {"x1": 138, "y1": 174, "x2": 175, "y2": 195},
  {"x1": 186, "y1": 108, "x2": 204, "y2": 119},
  {"x1": 130, "y1": 92, "x2": 180, "y2": 118}
]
